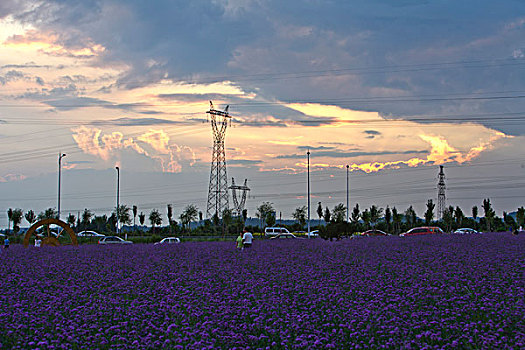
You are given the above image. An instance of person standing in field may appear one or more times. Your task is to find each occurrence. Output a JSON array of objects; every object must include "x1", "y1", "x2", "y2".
[
  {"x1": 35, "y1": 236, "x2": 42, "y2": 247},
  {"x1": 4, "y1": 236, "x2": 9, "y2": 249},
  {"x1": 236, "y1": 232, "x2": 244, "y2": 250},
  {"x1": 242, "y1": 230, "x2": 253, "y2": 249}
]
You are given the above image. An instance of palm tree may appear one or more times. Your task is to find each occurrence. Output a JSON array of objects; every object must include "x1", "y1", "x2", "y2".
[
  {"x1": 292, "y1": 206, "x2": 307, "y2": 228},
  {"x1": 7, "y1": 208, "x2": 13, "y2": 234},
  {"x1": 332, "y1": 203, "x2": 346, "y2": 223},
  {"x1": 181, "y1": 204, "x2": 198, "y2": 233},
  {"x1": 11, "y1": 209, "x2": 23, "y2": 234},
  {"x1": 25, "y1": 210, "x2": 36, "y2": 227},
  {"x1": 149, "y1": 209, "x2": 162, "y2": 234}
]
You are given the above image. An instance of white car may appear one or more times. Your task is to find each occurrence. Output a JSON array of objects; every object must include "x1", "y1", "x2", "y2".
[
  {"x1": 454, "y1": 228, "x2": 480, "y2": 234},
  {"x1": 98, "y1": 236, "x2": 132, "y2": 244},
  {"x1": 77, "y1": 230, "x2": 105, "y2": 237},
  {"x1": 264, "y1": 227, "x2": 291, "y2": 236},
  {"x1": 154, "y1": 237, "x2": 181, "y2": 245},
  {"x1": 307, "y1": 230, "x2": 319, "y2": 237},
  {"x1": 270, "y1": 233, "x2": 297, "y2": 239}
]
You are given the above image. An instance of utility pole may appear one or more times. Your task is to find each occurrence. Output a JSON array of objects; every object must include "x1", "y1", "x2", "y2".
[
  {"x1": 116, "y1": 166, "x2": 120, "y2": 235},
  {"x1": 307, "y1": 150, "x2": 311, "y2": 237},
  {"x1": 58, "y1": 153, "x2": 66, "y2": 220}
]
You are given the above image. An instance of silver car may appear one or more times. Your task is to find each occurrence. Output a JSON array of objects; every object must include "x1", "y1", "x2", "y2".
[
  {"x1": 154, "y1": 237, "x2": 181, "y2": 245},
  {"x1": 98, "y1": 236, "x2": 133, "y2": 244}
]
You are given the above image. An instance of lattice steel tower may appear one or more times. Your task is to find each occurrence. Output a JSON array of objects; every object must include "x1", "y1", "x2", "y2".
[
  {"x1": 229, "y1": 178, "x2": 250, "y2": 217},
  {"x1": 437, "y1": 165, "x2": 446, "y2": 220},
  {"x1": 206, "y1": 101, "x2": 231, "y2": 218}
]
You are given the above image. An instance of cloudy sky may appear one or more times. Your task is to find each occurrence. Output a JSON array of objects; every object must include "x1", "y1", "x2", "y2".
[{"x1": 1, "y1": 0, "x2": 525, "y2": 226}]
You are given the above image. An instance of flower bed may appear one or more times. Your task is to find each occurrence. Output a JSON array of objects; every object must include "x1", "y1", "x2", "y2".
[{"x1": 0, "y1": 233, "x2": 523, "y2": 349}]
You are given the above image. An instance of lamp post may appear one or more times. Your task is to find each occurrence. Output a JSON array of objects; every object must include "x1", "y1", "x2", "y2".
[
  {"x1": 115, "y1": 166, "x2": 120, "y2": 235},
  {"x1": 58, "y1": 153, "x2": 66, "y2": 219},
  {"x1": 346, "y1": 164, "x2": 349, "y2": 223},
  {"x1": 307, "y1": 150, "x2": 311, "y2": 237}
]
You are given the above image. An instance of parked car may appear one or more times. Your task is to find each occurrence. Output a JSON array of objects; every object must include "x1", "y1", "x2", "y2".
[
  {"x1": 264, "y1": 227, "x2": 291, "y2": 236},
  {"x1": 154, "y1": 237, "x2": 181, "y2": 245},
  {"x1": 307, "y1": 230, "x2": 319, "y2": 237},
  {"x1": 454, "y1": 228, "x2": 480, "y2": 234},
  {"x1": 98, "y1": 236, "x2": 132, "y2": 244},
  {"x1": 270, "y1": 233, "x2": 297, "y2": 239},
  {"x1": 401, "y1": 226, "x2": 445, "y2": 237},
  {"x1": 77, "y1": 230, "x2": 105, "y2": 237},
  {"x1": 362, "y1": 229, "x2": 389, "y2": 236}
]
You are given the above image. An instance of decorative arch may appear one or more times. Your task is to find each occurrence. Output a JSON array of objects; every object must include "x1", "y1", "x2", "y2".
[{"x1": 23, "y1": 218, "x2": 78, "y2": 247}]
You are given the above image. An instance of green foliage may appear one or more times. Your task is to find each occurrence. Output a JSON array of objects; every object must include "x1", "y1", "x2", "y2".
[
  {"x1": 25, "y1": 210, "x2": 36, "y2": 225},
  {"x1": 369, "y1": 205, "x2": 383, "y2": 227},
  {"x1": 319, "y1": 222, "x2": 350, "y2": 241},
  {"x1": 323, "y1": 206, "x2": 331, "y2": 224},
  {"x1": 332, "y1": 203, "x2": 346, "y2": 223},
  {"x1": 424, "y1": 200, "x2": 435, "y2": 225},
  {"x1": 292, "y1": 206, "x2": 307, "y2": 228},
  {"x1": 482, "y1": 198, "x2": 495, "y2": 231}
]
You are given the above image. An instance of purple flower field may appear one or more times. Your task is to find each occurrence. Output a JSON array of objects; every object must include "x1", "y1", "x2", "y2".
[{"x1": 0, "y1": 234, "x2": 523, "y2": 349}]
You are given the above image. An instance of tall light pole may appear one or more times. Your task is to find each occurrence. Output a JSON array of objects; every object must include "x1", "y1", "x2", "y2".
[
  {"x1": 58, "y1": 153, "x2": 66, "y2": 220},
  {"x1": 307, "y1": 150, "x2": 311, "y2": 237},
  {"x1": 346, "y1": 164, "x2": 349, "y2": 223},
  {"x1": 115, "y1": 166, "x2": 120, "y2": 235}
]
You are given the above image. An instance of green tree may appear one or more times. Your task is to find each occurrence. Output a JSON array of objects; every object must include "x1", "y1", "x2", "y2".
[
  {"x1": 404, "y1": 206, "x2": 416, "y2": 228},
  {"x1": 292, "y1": 206, "x2": 307, "y2": 228},
  {"x1": 361, "y1": 209, "x2": 371, "y2": 230},
  {"x1": 351, "y1": 204, "x2": 360, "y2": 224},
  {"x1": 424, "y1": 199, "x2": 435, "y2": 225},
  {"x1": 81, "y1": 209, "x2": 92, "y2": 230},
  {"x1": 369, "y1": 205, "x2": 383, "y2": 228},
  {"x1": 472, "y1": 206, "x2": 478, "y2": 220},
  {"x1": 323, "y1": 206, "x2": 331, "y2": 224},
  {"x1": 132, "y1": 205, "x2": 138, "y2": 231},
  {"x1": 384, "y1": 206, "x2": 391, "y2": 231},
  {"x1": 222, "y1": 208, "x2": 233, "y2": 236},
  {"x1": 11, "y1": 209, "x2": 23, "y2": 234},
  {"x1": 242, "y1": 209, "x2": 248, "y2": 224},
  {"x1": 7, "y1": 208, "x2": 13, "y2": 234},
  {"x1": 503, "y1": 211, "x2": 516, "y2": 230},
  {"x1": 454, "y1": 206, "x2": 464, "y2": 228},
  {"x1": 139, "y1": 212, "x2": 145, "y2": 226},
  {"x1": 180, "y1": 204, "x2": 198, "y2": 232},
  {"x1": 317, "y1": 202, "x2": 323, "y2": 226},
  {"x1": 66, "y1": 213, "x2": 76, "y2": 228},
  {"x1": 167, "y1": 204, "x2": 173, "y2": 234},
  {"x1": 392, "y1": 207, "x2": 401, "y2": 234},
  {"x1": 116, "y1": 205, "x2": 131, "y2": 225},
  {"x1": 482, "y1": 198, "x2": 495, "y2": 232},
  {"x1": 25, "y1": 210, "x2": 36, "y2": 226},
  {"x1": 149, "y1": 209, "x2": 162, "y2": 234},
  {"x1": 516, "y1": 207, "x2": 525, "y2": 228},
  {"x1": 442, "y1": 207, "x2": 454, "y2": 232},
  {"x1": 332, "y1": 203, "x2": 346, "y2": 223},
  {"x1": 256, "y1": 202, "x2": 274, "y2": 228}
]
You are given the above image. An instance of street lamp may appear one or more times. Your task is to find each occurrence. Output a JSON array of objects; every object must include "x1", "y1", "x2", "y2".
[
  {"x1": 307, "y1": 150, "x2": 311, "y2": 237},
  {"x1": 346, "y1": 164, "x2": 349, "y2": 223},
  {"x1": 58, "y1": 153, "x2": 66, "y2": 219},
  {"x1": 115, "y1": 166, "x2": 120, "y2": 235}
]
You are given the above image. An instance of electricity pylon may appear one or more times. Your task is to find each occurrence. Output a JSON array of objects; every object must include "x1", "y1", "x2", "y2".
[
  {"x1": 229, "y1": 178, "x2": 250, "y2": 217},
  {"x1": 437, "y1": 165, "x2": 446, "y2": 220},
  {"x1": 206, "y1": 101, "x2": 231, "y2": 218}
]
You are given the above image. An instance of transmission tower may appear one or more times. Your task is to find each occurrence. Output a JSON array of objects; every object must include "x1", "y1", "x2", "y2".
[
  {"x1": 437, "y1": 165, "x2": 446, "y2": 220},
  {"x1": 206, "y1": 101, "x2": 231, "y2": 219},
  {"x1": 229, "y1": 178, "x2": 250, "y2": 216}
]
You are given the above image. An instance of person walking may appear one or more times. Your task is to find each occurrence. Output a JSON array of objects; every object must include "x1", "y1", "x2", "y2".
[
  {"x1": 4, "y1": 236, "x2": 9, "y2": 249},
  {"x1": 242, "y1": 230, "x2": 253, "y2": 249},
  {"x1": 236, "y1": 232, "x2": 244, "y2": 250}
]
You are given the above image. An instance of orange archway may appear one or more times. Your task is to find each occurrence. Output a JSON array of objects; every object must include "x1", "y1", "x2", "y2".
[{"x1": 23, "y1": 218, "x2": 78, "y2": 247}]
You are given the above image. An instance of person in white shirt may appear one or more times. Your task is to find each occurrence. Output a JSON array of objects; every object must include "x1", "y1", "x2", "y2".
[
  {"x1": 35, "y1": 237, "x2": 42, "y2": 247},
  {"x1": 242, "y1": 230, "x2": 253, "y2": 249}
]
